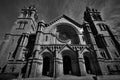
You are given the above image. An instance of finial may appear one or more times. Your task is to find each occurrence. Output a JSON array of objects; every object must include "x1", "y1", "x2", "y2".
[
  {"x1": 40, "y1": 20, "x2": 45, "y2": 23},
  {"x1": 92, "y1": 8, "x2": 95, "y2": 12},
  {"x1": 38, "y1": 20, "x2": 46, "y2": 26},
  {"x1": 95, "y1": 9, "x2": 97, "y2": 12},
  {"x1": 86, "y1": 7, "x2": 91, "y2": 12},
  {"x1": 28, "y1": 5, "x2": 36, "y2": 10}
]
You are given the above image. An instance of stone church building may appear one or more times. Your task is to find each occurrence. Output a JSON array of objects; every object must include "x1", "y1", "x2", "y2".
[{"x1": 0, "y1": 6, "x2": 120, "y2": 80}]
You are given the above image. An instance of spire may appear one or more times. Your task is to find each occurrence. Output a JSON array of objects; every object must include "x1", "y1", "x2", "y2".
[
  {"x1": 37, "y1": 20, "x2": 46, "y2": 31},
  {"x1": 38, "y1": 20, "x2": 46, "y2": 26},
  {"x1": 19, "y1": 5, "x2": 38, "y2": 21},
  {"x1": 86, "y1": 7, "x2": 98, "y2": 13},
  {"x1": 22, "y1": 5, "x2": 37, "y2": 12},
  {"x1": 28, "y1": 5, "x2": 37, "y2": 11},
  {"x1": 86, "y1": 6, "x2": 91, "y2": 12}
]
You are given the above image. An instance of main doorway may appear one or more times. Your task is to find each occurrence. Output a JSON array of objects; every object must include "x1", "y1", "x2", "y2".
[
  {"x1": 63, "y1": 56, "x2": 72, "y2": 75},
  {"x1": 84, "y1": 56, "x2": 93, "y2": 74},
  {"x1": 42, "y1": 57, "x2": 50, "y2": 76}
]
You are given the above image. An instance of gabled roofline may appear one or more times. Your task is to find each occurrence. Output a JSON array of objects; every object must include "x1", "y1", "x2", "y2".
[
  {"x1": 46, "y1": 14, "x2": 82, "y2": 28},
  {"x1": 39, "y1": 47, "x2": 53, "y2": 54},
  {"x1": 58, "y1": 44, "x2": 76, "y2": 53}
]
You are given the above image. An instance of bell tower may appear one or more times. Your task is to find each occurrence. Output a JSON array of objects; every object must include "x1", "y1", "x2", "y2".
[
  {"x1": 0, "y1": 5, "x2": 38, "y2": 78},
  {"x1": 84, "y1": 7, "x2": 120, "y2": 75}
]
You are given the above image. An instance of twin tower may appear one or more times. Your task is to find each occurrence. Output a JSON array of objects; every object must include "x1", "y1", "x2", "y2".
[{"x1": 0, "y1": 6, "x2": 120, "y2": 79}]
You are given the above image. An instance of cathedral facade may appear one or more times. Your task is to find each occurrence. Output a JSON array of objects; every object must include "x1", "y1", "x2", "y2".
[{"x1": 0, "y1": 6, "x2": 120, "y2": 80}]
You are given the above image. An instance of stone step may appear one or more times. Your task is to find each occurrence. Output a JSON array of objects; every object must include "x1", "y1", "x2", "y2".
[
  {"x1": 13, "y1": 76, "x2": 52, "y2": 80},
  {"x1": 10, "y1": 75, "x2": 120, "y2": 80},
  {"x1": 97, "y1": 75, "x2": 120, "y2": 80},
  {"x1": 57, "y1": 75, "x2": 94, "y2": 80},
  {"x1": 13, "y1": 75, "x2": 94, "y2": 80}
]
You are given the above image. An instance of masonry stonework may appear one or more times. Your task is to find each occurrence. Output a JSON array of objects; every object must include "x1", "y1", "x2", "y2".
[{"x1": 0, "y1": 6, "x2": 120, "y2": 80}]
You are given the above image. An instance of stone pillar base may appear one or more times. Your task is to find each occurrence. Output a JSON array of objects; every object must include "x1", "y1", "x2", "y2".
[{"x1": 78, "y1": 58, "x2": 87, "y2": 76}]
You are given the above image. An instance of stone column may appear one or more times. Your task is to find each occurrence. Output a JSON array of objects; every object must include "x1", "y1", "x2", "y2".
[
  {"x1": 94, "y1": 49, "x2": 107, "y2": 75},
  {"x1": 55, "y1": 51, "x2": 63, "y2": 77},
  {"x1": 15, "y1": 33, "x2": 29, "y2": 60},
  {"x1": 24, "y1": 62, "x2": 30, "y2": 78},
  {"x1": 97, "y1": 59, "x2": 107, "y2": 75},
  {"x1": 29, "y1": 50, "x2": 39, "y2": 78},
  {"x1": 78, "y1": 50, "x2": 87, "y2": 76},
  {"x1": 56, "y1": 58, "x2": 63, "y2": 77},
  {"x1": 78, "y1": 57, "x2": 87, "y2": 76},
  {"x1": 36, "y1": 59, "x2": 43, "y2": 77}
]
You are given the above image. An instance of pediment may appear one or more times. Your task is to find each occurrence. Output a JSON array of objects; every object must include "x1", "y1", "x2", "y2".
[
  {"x1": 40, "y1": 47, "x2": 52, "y2": 55},
  {"x1": 80, "y1": 47, "x2": 90, "y2": 54},
  {"x1": 58, "y1": 44, "x2": 75, "y2": 53},
  {"x1": 44, "y1": 15, "x2": 83, "y2": 35},
  {"x1": 46, "y1": 15, "x2": 82, "y2": 30}
]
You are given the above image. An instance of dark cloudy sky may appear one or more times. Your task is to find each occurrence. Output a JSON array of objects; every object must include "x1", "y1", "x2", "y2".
[{"x1": 0, "y1": 0, "x2": 120, "y2": 40}]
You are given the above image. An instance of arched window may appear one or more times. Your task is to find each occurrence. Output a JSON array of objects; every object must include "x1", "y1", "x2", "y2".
[
  {"x1": 92, "y1": 13, "x2": 102, "y2": 21},
  {"x1": 97, "y1": 23, "x2": 107, "y2": 31},
  {"x1": 107, "y1": 65, "x2": 111, "y2": 72},
  {"x1": 56, "y1": 24, "x2": 80, "y2": 44},
  {"x1": 101, "y1": 52, "x2": 107, "y2": 59},
  {"x1": 46, "y1": 35, "x2": 48, "y2": 41},
  {"x1": 97, "y1": 14, "x2": 102, "y2": 21},
  {"x1": 92, "y1": 14, "x2": 97, "y2": 21}
]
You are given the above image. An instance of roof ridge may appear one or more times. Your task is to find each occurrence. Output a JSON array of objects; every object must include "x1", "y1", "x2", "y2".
[{"x1": 46, "y1": 14, "x2": 82, "y2": 28}]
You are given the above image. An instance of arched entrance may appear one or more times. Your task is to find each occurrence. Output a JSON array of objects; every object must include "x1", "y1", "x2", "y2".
[
  {"x1": 42, "y1": 57, "x2": 50, "y2": 76},
  {"x1": 83, "y1": 52, "x2": 102, "y2": 75},
  {"x1": 84, "y1": 56, "x2": 93, "y2": 74},
  {"x1": 41, "y1": 52, "x2": 54, "y2": 77},
  {"x1": 63, "y1": 56, "x2": 72, "y2": 75},
  {"x1": 61, "y1": 50, "x2": 80, "y2": 76}
]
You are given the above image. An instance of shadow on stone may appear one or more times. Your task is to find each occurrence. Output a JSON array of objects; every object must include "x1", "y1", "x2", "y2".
[{"x1": 0, "y1": 73, "x2": 18, "y2": 80}]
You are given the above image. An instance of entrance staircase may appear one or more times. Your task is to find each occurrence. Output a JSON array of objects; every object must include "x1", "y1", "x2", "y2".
[
  {"x1": 13, "y1": 75, "x2": 94, "y2": 80},
  {"x1": 12, "y1": 75, "x2": 120, "y2": 80}
]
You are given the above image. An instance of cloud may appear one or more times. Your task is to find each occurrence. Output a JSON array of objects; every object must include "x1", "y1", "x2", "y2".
[
  {"x1": 102, "y1": 0, "x2": 120, "y2": 35},
  {"x1": 0, "y1": 0, "x2": 120, "y2": 39}
]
